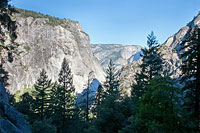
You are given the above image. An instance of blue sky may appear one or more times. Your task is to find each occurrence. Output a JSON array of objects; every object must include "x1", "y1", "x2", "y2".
[{"x1": 11, "y1": 0, "x2": 200, "y2": 46}]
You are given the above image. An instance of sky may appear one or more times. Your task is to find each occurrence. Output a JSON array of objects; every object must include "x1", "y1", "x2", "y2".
[{"x1": 10, "y1": 0, "x2": 200, "y2": 46}]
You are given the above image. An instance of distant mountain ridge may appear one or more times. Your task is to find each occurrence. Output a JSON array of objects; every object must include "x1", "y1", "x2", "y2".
[{"x1": 91, "y1": 44, "x2": 142, "y2": 69}]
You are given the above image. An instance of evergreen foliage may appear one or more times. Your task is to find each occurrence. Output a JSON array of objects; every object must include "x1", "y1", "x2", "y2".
[
  {"x1": 0, "y1": 0, "x2": 17, "y2": 56},
  {"x1": 91, "y1": 84, "x2": 104, "y2": 117},
  {"x1": 52, "y1": 58, "x2": 76, "y2": 132},
  {"x1": 11, "y1": 62, "x2": 82, "y2": 132},
  {"x1": 88, "y1": 60, "x2": 126, "y2": 133},
  {"x1": 10, "y1": 90, "x2": 35, "y2": 124},
  {"x1": 92, "y1": 95, "x2": 125, "y2": 133},
  {"x1": 132, "y1": 31, "x2": 163, "y2": 99},
  {"x1": 8, "y1": 25, "x2": 200, "y2": 133},
  {"x1": 16, "y1": 8, "x2": 78, "y2": 28},
  {"x1": 180, "y1": 25, "x2": 200, "y2": 131},
  {"x1": 104, "y1": 59, "x2": 119, "y2": 96},
  {"x1": 130, "y1": 32, "x2": 164, "y2": 127},
  {"x1": 0, "y1": 0, "x2": 17, "y2": 86},
  {"x1": 0, "y1": 0, "x2": 9, "y2": 8},
  {"x1": 133, "y1": 76, "x2": 183, "y2": 132},
  {"x1": 121, "y1": 32, "x2": 170, "y2": 133},
  {"x1": 32, "y1": 69, "x2": 51, "y2": 120},
  {"x1": 32, "y1": 119, "x2": 56, "y2": 133}
]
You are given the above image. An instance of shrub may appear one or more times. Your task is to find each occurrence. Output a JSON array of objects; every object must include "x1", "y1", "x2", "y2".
[
  {"x1": 32, "y1": 119, "x2": 56, "y2": 133},
  {"x1": 23, "y1": 46, "x2": 30, "y2": 52}
]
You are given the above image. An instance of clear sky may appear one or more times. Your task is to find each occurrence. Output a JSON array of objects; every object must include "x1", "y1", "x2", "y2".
[{"x1": 11, "y1": 0, "x2": 200, "y2": 46}]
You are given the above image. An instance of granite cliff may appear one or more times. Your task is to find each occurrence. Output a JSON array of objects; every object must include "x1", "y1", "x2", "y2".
[
  {"x1": 118, "y1": 12, "x2": 200, "y2": 95},
  {"x1": 0, "y1": 82, "x2": 31, "y2": 133},
  {"x1": 92, "y1": 44, "x2": 142, "y2": 70},
  {"x1": 3, "y1": 9, "x2": 105, "y2": 93}
]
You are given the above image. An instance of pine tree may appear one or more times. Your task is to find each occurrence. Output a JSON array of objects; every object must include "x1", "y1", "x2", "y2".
[
  {"x1": 127, "y1": 32, "x2": 164, "y2": 132},
  {"x1": 133, "y1": 76, "x2": 182, "y2": 132},
  {"x1": 49, "y1": 82, "x2": 63, "y2": 130},
  {"x1": 53, "y1": 58, "x2": 76, "y2": 132},
  {"x1": 180, "y1": 26, "x2": 200, "y2": 131},
  {"x1": 32, "y1": 119, "x2": 56, "y2": 133},
  {"x1": 95, "y1": 85, "x2": 104, "y2": 106},
  {"x1": 132, "y1": 31, "x2": 163, "y2": 99},
  {"x1": 47, "y1": 82, "x2": 58, "y2": 117},
  {"x1": 104, "y1": 59, "x2": 119, "y2": 96},
  {"x1": 89, "y1": 60, "x2": 125, "y2": 133},
  {"x1": 91, "y1": 84, "x2": 104, "y2": 117},
  {"x1": 32, "y1": 69, "x2": 51, "y2": 121}
]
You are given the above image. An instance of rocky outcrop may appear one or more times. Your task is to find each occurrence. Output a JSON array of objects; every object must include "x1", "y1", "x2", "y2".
[
  {"x1": 164, "y1": 13, "x2": 200, "y2": 51},
  {"x1": 118, "y1": 12, "x2": 200, "y2": 94},
  {"x1": 118, "y1": 60, "x2": 141, "y2": 96},
  {"x1": 158, "y1": 12, "x2": 200, "y2": 78},
  {"x1": 3, "y1": 9, "x2": 105, "y2": 93},
  {"x1": 76, "y1": 78, "x2": 101, "y2": 107},
  {"x1": 92, "y1": 44, "x2": 142, "y2": 70},
  {"x1": 0, "y1": 82, "x2": 31, "y2": 133},
  {"x1": 0, "y1": 83, "x2": 9, "y2": 103}
]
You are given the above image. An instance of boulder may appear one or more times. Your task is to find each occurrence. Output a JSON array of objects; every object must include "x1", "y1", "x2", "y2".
[
  {"x1": 0, "y1": 82, "x2": 31, "y2": 133},
  {"x1": 0, "y1": 82, "x2": 9, "y2": 103},
  {"x1": 0, "y1": 118, "x2": 22, "y2": 133}
]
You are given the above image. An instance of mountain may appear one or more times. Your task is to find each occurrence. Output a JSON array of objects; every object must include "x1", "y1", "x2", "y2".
[
  {"x1": 164, "y1": 13, "x2": 200, "y2": 50},
  {"x1": 3, "y1": 9, "x2": 105, "y2": 93},
  {"x1": 118, "y1": 13, "x2": 200, "y2": 95},
  {"x1": 91, "y1": 44, "x2": 142, "y2": 70},
  {"x1": 76, "y1": 78, "x2": 101, "y2": 107}
]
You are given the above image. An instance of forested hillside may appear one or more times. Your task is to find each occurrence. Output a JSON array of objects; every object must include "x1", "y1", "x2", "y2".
[{"x1": 0, "y1": 0, "x2": 200, "y2": 132}]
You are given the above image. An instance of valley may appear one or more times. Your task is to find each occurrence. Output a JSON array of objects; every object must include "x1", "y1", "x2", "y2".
[{"x1": 0, "y1": 1, "x2": 200, "y2": 132}]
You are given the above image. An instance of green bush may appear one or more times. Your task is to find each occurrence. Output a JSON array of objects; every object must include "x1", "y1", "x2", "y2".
[
  {"x1": 23, "y1": 46, "x2": 30, "y2": 52},
  {"x1": 32, "y1": 119, "x2": 56, "y2": 133},
  {"x1": 81, "y1": 31, "x2": 89, "y2": 36}
]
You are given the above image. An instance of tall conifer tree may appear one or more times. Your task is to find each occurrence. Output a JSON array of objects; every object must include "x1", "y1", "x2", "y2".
[
  {"x1": 90, "y1": 60, "x2": 124, "y2": 133},
  {"x1": 104, "y1": 59, "x2": 119, "y2": 96},
  {"x1": 133, "y1": 76, "x2": 182, "y2": 132},
  {"x1": 53, "y1": 58, "x2": 76, "y2": 132},
  {"x1": 33, "y1": 69, "x2": 51, "y2": 120},
  {"x1": 180, "y1": 26, "x2": 200, "y2": 131},
  {"x1": 129, "y1": 32, "x2": 164, "y2": 130},
  {"x1": 91, "y1": 84, "x2": 104, "y2": 118},
  {"x1": 132, "y1": 31, "x2": 163, "y2": 99}
]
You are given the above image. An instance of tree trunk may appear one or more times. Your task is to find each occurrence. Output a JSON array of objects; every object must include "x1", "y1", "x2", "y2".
[{"x1": 62, "y1": 76, "x2": 66, "y2": 132}]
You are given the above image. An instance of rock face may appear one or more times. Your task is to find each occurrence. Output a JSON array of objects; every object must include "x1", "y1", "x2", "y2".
[
  {"x1": 0, "y1": 82, "x2": 31, "y2": 133},
  {"x1": 118, "y1": 60, "x2": 141, "y2": 96},
  {"x1": 3, "y1": 9, "x2": 105, "y2": 93},
  {"x1": 0, "y1": 83, "x2": 9, "y2": 103},
  {"x1": 91, "y1": 44, "x2": 142, "y2": 70},
  {"x1": 76, "y1": 78, "x2": 101, "y2": 107},
  {"x1": 118, "y1": 12, "x2": 200, "y2": 94},
  {"x1": 164, "y1": 13, "x2": 200, "y2": 51}
]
